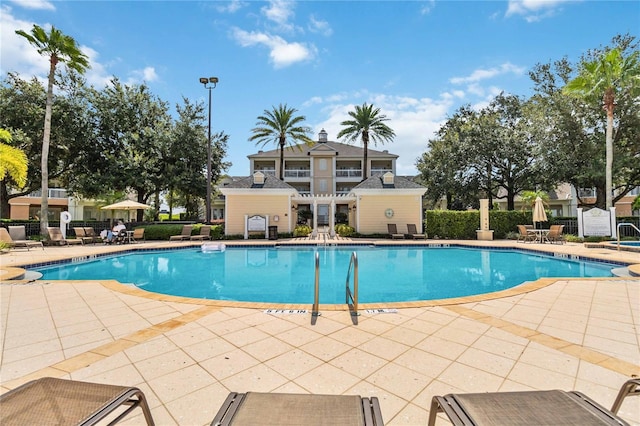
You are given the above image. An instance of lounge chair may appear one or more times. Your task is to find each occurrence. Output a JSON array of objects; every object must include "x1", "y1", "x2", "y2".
[
  {"x1": 74, "y1": 227, "x2": 95, "y2": 245},
  {"x1": 132, "y1": 227, "x2": 145, "y2": 242},
  {"x1": 1, "y1": 227, "x2": 43, "y2": 251},
  {"x1": 516, "y1": 225, "x2": 535, "y2": 243},
  {"x1": 547, "y1": 224, "x2": 565, "y2": 244},
  {"x1": 406, "y1": 224, "x2": 427, "y2": 239},
  {"x1": 84, "y1": 227, "x2": 103, "y2": 244},
  {"x1": 0, "y1": 377, "x2": 154, "y2": 425},
  {"x1": 428, "y1": 378, "x2": 639, "y2": 426},
  {"x1": 47, "y1": 227, "x2": 84, "y2": 246},
  {"x1": 387, "y1": 224, "x2": 404, "y2": 240},
  {"x1": 211, "y1": 392, "x2": 384, "y2": 426},
  {"x1": 191, "y1": 225, "x2": 212, "y2": 241},
  {"x1": 169, "y1": 224, "x2": 193, "y2": 241}
]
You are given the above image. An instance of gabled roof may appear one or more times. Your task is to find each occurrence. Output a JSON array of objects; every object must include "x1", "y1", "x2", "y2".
[
  {"x1": 221, "y1": 175, "x2": 296, "y2": 190},
  {"x1": 248, "y1": 141, "x2": 398, "y2": 159},
  {"x1": 353, "y1": 174, "x2": 426, "y2": 190}
]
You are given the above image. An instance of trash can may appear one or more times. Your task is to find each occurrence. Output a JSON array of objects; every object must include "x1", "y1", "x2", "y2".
[{"x1": 268, "y1": 225, "x2": 278, "y2": 240}]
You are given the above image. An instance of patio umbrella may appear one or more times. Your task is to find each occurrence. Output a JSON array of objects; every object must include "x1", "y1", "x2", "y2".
[
  {"x1": 532, "y1": 196, "x2": 548, "y2": 229},
  {"x1": 101, "y1": 200, "x2": 151, "y2": 223}
]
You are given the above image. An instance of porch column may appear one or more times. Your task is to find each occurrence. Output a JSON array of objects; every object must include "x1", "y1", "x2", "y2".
[
  {"x1": 329, "y1": 199, "x2": 336, "y2": 237},
  {"x1": 312, "y1": 199, "x2": 318, "y2": 237}
]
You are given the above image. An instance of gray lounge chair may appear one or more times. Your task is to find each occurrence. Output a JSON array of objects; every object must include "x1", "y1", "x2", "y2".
[
  {"x1": 406, "y1": 224, "x2": 426, "y2": 239},
  {"x1": 169, "y1": 224, "x2": 193, "y2": 241},
  {"x1": 211, "y1": 392, "x2": 384, "y2": 426},
  {"x1": 0, "y1": 377, "x2": 154, "y2": 425},
  {"x1": 387, "y1": 224, "x2": 404, "y2": 240},
  {"x1": 428, "y1": 378, "x2": 640, "y2": 425},
  {"x1": 74, "y1": 227, "x2": 95, "y2": 245},
  {"x1": 47, "y1": 227, "x2": 84, "y2": 245},
  {"x1": 1, "y1": 227, "x2": 43, "y2": 251},
  {"x1": 191, "y1": 225, "x2": 212, "y2": 241}
]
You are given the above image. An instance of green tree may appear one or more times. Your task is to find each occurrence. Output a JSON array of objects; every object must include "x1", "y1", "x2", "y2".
[
  {"x1": 0, "y1": 128, "x2": 27, "y2": 189},
  {"x1": 15, "y1": 25, "x2": 89, "y2": 236},
  {"x1": 564, "y1": 43, "x2": 640, "y2": 209},
  {"x1": 337, "y1": 103, "x2": 395, "y2": 180},
  {"x1": 249, "y1": 104, "x2": 313, "y2": 180}
]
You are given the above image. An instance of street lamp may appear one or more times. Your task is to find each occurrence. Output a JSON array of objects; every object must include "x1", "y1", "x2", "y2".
[{"x1": 199, "y1": 76, "x2": 218, "y2": 223}]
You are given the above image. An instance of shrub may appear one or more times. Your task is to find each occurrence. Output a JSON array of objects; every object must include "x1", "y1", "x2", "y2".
[
  {"x1": 335, "y1": 223, "x2": 355, "y2": 237},
  {"x1": 142, "y1": 224, "x2": 192, "y2": 240},
  {"x1": 425, "y1": 209, "x2": 538, "y2": 239},
  {"x1": 294, "y1": 224, "x2": 312, "y2": 237}
]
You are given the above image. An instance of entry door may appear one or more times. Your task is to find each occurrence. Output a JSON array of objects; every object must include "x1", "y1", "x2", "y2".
[{"x1": 317, "y1": 205, "x2": 329, "y2": 225}]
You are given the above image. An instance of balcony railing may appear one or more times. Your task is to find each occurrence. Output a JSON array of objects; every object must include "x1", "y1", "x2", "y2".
[
  {"x1": 255, "y1": 168, "x2": 276, "y2": 176},
  {"x1": 336, "y1": 169, "x2": 362, "y2": 178},
  {"x1": 27, "y1": 188, "x2": 68, "y2": 199},
  {"x1": 284, "y1": 169, "x2": 311, "y2": 178},
  {"x1": 370, "y1": 168, "x2": 392, "y2": 174}
]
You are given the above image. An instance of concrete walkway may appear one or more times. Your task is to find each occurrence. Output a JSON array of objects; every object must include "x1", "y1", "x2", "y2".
[{"x1": 1, "y1": 239, "x2": 638, "y2": 425}]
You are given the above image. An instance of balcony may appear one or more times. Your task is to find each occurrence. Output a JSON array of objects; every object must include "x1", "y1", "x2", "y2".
[
  {"x1": 370, "y1": 168, "x2": 393, "y2": 175},
  {"x1": 27, "y1": 188, "x2": 68, "y2": 199},
  {"x1": 255, "y1": 168, "x2": 276, "y2": 176},
  {"x1": 284, "y1": 169, "x2": 311, "y2": 178},
  {"x1": 336, "y1": 169, "x2": 362, "y2": 178}
]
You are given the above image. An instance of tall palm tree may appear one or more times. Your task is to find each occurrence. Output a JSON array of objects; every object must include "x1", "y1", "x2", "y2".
[
  {"x1": 15, "y1": 25, "x2": 90, "y2": 236},
  {"x1": 249, "y1": 104, "x2": 313, "y2": 180},
  {"x1": 337, "y1": 103, "x2": 395, "y2": 180},
  {"x1": 564, "y1": 47, "x2": 640, "y2": 209}
]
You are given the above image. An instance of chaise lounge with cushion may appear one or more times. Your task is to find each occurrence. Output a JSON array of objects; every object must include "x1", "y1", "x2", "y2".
[
  {"x1": 191, "y1": 225, "x2": 212, "y2": 241},
  {"x1": 387, "y1": 224, "x2": 404, "y2": 240},
  {"x1": 1, "y1": 227, "x2": 43, "y2": 251},
  {"x1": 47, "y1": 227, "x2": 84, "y2": 246},
  {"x1": 169, "y1": 225, "x2": 193, "y2": 241},
  {"x1": 405, "y1": 224, "x2": 427, "y2": 239}
]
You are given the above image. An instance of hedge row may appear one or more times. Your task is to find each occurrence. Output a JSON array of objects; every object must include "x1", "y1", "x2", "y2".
[
  {"x1": 425, "y1": 210, "x2": 535, "y2": 239},
  {"x1": 141, "y1": 224, "x2": 224, "y2": 240}
]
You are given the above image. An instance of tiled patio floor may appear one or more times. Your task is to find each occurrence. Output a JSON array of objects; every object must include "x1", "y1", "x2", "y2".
[{"x1": 1, "y1": 240, "x2": 639, "y2": 425}]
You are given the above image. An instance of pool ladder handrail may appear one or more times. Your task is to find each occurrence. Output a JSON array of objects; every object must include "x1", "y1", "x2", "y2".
[
  {"x1": 345, "y1": 251, "x2": 359, "y2": 318},
  {"x1": 617, "y1": 223, "x2": 640, "y2": 251},
  {"x1": 312, "y1": 252, "x2": 320, "y2": 320}
]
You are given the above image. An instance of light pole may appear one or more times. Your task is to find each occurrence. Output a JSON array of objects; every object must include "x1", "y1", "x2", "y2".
[{"x1": 199, "y1": 76, "x2": 218, "y2": 223}]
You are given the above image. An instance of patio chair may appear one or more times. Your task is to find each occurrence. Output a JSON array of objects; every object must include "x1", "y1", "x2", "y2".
[
  {"x1": 47, "y1": 227, "x2": 84, "y2": 246},
  {"x1": 387, "y1": 224, "x2": 404, "y2": 240},
  {"x1": 191, "y1": 225, "x2": 212, "y2": 241},
  {"x1": 547, "y1": 224, "x2": 566, "y2": 244},
  {"x1": 516, "y1": 225, "x2": 535, "y2": 243},
  {"x1": 0, "y1": 377, "x2": 154, "y2": 425},
  {"x1": 1, "y1": 227, "x2": 43, "y2": 251},
  {"x1": 406, "y1": 224, "x2": 427, "y2": 239},
  {"x1": 211, "y1": 392, "x2": 384, "y2": 426},
  {"x1": 132, "y1": 227, "x2": 145, "y2": 243},
  {"x1": 428, "y1": 378, "x2": 639, "y2": 426},
  {"x1": 169, "y1": 224, "x2": 193, "y2": 241},
  {"x1": 74, "y1": 227, "x2": 95, "y2": 245},
  {"x1": 84, "y1": 227, "x2": 103, "y2": 244}
]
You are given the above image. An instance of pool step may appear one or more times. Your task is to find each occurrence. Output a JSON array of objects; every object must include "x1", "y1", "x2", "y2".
[{"x1": 611, "y1": 267, "x2": 632, "y2": 277}]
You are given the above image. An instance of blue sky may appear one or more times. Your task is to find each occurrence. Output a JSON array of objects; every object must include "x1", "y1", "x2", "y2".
[{"x1": 2, "y1": 0, "x2": 639, "y2": 177}]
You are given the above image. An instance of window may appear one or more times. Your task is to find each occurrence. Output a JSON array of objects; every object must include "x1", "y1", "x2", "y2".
[
  {"x1": 319, "y1": 159, "x2": 327, "y2": 171},
  {"x1": 319, "y1": 179, "x2": 327, "y2": 192}
]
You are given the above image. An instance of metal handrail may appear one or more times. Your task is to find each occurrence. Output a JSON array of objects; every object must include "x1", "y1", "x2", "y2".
[
  {"x1": 312, "y1": 252, "x2": 320, "y2": 318},
  {"x1": 617, "y1": 223, "x2": 640, "y2": 251},
  {"x1": 345, "y1": 251, "x2": 359, "y2": 317}
]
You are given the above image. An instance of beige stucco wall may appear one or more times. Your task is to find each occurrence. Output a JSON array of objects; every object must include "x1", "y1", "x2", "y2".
[
  {"x1": 225, "y1": 194, "x2": 293, "y2": 236},
  {"x1": 356, "y1": 194, "x2": 424, "y2": 234}
]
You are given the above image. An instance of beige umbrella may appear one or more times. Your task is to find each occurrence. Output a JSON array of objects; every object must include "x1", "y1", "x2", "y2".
[
  {"x1": 532, "y1": 196, "x2": 548, "y2": 228},
  {"x1": 101, "y1": 200, "x2": 151, "y2": 223}
]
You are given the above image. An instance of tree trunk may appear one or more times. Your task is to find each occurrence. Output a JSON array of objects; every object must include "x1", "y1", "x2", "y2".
[
  {"x1": 362, "y1": 132, "x2": 369, "y2": 181},
  {"x1": 279, "y1": 137, "x2": 285, "y2": 180},
  {"x1": 604, "y1": 100, "x2": 614, "y2": 210},
  {"x1": 40, "y1": 59, "x2": 56, "y2": 237}
]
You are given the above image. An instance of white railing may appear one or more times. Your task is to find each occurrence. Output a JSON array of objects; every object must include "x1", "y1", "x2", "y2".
[
  {"x1": 370, "y1": 168, "x2": 392, "y2": 174},
  {"x1": 284, "y1": 169, "x2": 311, "y2": 178},
  {"x1": 27, "y1": 188, "x2": 68, "y2": 199},
  {"x1": 256, "y1": 168, "x2": 276, "y2": 176},
  {"x1": 336, "y1": 169, "x2": 362, "y2": 178}
]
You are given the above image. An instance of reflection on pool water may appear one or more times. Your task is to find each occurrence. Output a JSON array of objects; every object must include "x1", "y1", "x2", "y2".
[{"x1": 35, "y1": 246, "x2": 616, "y2": 304}]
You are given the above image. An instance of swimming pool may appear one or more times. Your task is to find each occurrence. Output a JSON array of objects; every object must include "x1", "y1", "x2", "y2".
[
  {"x1": 619, "y1": 241, "x2": 640, "y2": 247},
  {"x1": 34, "y1": 246, "x2": 617, "y2": 304}
]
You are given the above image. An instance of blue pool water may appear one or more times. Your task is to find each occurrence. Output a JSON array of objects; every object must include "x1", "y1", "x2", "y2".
[
  {"x1": 35, "y1": 246, "x2": 616, "y2": 304},
  {"x1": 619, "y1": 241, "x2": 640, "y2": 247}
]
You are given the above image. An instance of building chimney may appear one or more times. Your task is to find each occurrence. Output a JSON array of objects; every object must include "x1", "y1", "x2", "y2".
[{"x1": 318, "y1": 129, "x2": 328, "y2": 143}]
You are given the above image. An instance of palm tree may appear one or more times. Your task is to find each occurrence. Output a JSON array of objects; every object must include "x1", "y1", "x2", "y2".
[
  {"x1": 249, "y1": 104, "x2": 313, "y2": 180},
  {"x1": 564, "y1": 47, "x2": 640, "y2": 209},
  {"x1": 15, "y1": 25, "x2": 90, "y2": 236},
  {"x1": 337, "y1": 103, "x2": 395, "y2": 180}
]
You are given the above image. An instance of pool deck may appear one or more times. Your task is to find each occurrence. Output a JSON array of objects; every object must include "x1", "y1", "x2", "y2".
[{"x1": 1, "y1": 238, "x2": 639, "y2": 425}]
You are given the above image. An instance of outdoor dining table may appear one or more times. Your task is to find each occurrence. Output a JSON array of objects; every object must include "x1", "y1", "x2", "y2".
[{"x1": 530, "y1": 228, "x2": 550, "y2": 243}]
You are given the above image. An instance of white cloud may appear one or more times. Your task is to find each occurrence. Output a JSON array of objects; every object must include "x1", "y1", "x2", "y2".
[
  {"x1": 308, "y1": 15, "x2": 332, "y2": 36},
  {"x1": 126, "y1": 66, "x2": 159, "y2": 85},
  {"x1": 309, "y1": 91, "x2": 455, "y2": 175},
  {"x1": 261, "y1": 0, "x2": 296, "y2": 32},
  {"x1": 450, "y1": 62, "x2": 525, "y2": 85},
  {"x1": 231, "y1": 27, "x2": 316, "y2": 68},
  {"x1": 8, "y1": 0, "x2": 55, "y2": 11},
  {"x1": 420, "y1": 0, "x2": 436, "y2": 15},
  {"x1": 505, "y1": 0, "x2": 572, "y2": 22},
  {"x1": 215, "y1": 0, "x2": 246, "y2": 13}
]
